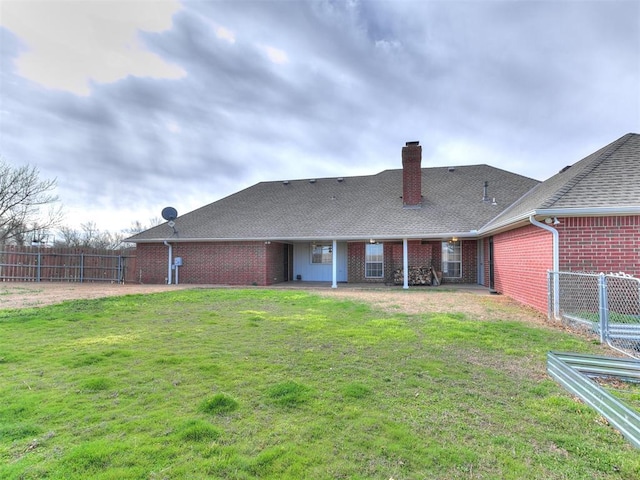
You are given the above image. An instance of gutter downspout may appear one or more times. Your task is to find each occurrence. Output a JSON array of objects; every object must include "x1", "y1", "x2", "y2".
[
  {"x1": 529, "y1": 215, "x2": 559, "y2": 318},
  {"x1": 163, "y1": 241, "x2": 173, "y2": 285}
]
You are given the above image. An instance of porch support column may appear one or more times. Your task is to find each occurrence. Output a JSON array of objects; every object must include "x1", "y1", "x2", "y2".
[
  {"x1": 403, "y1": 238, "x2": 409, "y2": 289},
  {"x1": 332, "y1": 239, "x2": 338, "y2": 288}
]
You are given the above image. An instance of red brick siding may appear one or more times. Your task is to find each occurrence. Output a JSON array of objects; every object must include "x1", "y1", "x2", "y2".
[
  {"x1": 490, "y1": 216, "x2": 640, "y2": 314},
  {"x1": 558, "y1": 216, "x2": 640, "y2": 275},
  {"x1": 390, "y1": 241, "x2": 433, "y2": 269},
  {"x1": 347, "y1": 242, "x2": 366, "y2": 283},
  {"x1": 493, "y1": 225, "x2": 552, "y2": 313},
  {"x1": 137, "y1": 241, "x2": 281, "y2": 286},
  {"x1": 137, "y1": 244, "x2": 169, "y2": 284},
  {"x1": 459, "y1": 240, "x2": 477, "y2": 284},
  {"x1": 265, "y1": 242, "x2": 286, "y2": 284}
]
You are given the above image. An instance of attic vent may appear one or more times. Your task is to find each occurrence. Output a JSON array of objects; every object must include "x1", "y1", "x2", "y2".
[
  {"x1": 448, "y1": 167, "x2": 455, "y2": 172},
  {"x1": 283, "y1": 180, "x2": 289, "y2": 185},
  {"x1": 309, "y1": 179, "x2": 316, "y2": 184},
  {"x1": 559, "y1": 165, "x2": 572, "y2": 173},
  {"x1": 337, "y1": 177, "x2": 344, "y2": 182}
]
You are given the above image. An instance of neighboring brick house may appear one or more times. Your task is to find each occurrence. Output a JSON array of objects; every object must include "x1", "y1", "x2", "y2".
[{"x1": 128, "y1": 133, "x2": 640, "y2": 313}]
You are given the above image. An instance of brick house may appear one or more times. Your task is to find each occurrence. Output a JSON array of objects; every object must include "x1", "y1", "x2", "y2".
[
  {"x1": 477, "y1": 133, "x2": 640, "y2": 312},
  {"x1": 128, "y1": 133, "x2": 640, "y2": 313}
]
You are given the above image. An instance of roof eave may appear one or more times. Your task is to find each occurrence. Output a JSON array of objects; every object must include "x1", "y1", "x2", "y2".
[
  {"x1": 129, "y1": 231, "x2": 481, "y2": 244},
  {"x1": 534, "y1": 206, "x2": 640, "y2": 217},
  {"x1": 479, "y1": 206, "x2": 640, "y2": 236}
]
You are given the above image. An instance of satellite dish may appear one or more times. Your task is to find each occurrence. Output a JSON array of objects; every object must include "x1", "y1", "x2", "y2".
[{"x1": 161, "y1": 206, "x2": 178, "y2": 221}]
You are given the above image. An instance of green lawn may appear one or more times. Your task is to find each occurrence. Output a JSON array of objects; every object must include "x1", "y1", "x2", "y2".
[{"x1": 1, "y1": 289, "x2": 638, "y2": 479}]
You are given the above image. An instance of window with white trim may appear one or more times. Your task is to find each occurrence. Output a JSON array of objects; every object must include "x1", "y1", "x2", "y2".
[
  {"x1": 311, "y1": 243, "x2": 332, "y2": 264},
  {"x1": 365, "y1": 243, "x2": 384, "y2": 278},
  {"x1": 442, "y1": 240, "x2": 462, "y2": 278}
]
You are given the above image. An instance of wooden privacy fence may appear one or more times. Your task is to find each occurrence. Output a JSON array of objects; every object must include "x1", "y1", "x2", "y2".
[{"x1": 0, "y1": 246, "x2": 138, "y2": 283}]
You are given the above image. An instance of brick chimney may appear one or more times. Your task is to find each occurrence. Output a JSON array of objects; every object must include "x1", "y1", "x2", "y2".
[{"x1": 402, "y1": 141, "x2": 422, "y2": 207}]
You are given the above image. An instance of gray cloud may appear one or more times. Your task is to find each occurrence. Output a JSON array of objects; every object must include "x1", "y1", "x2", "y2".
[{"x1": 0, "y1": 1, "x2": 638, "y2": 232}]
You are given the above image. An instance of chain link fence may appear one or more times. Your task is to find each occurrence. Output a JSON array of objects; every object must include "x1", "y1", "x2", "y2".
[{"x1": 549, "y1": 271, "x2": 640, "y2": 359}]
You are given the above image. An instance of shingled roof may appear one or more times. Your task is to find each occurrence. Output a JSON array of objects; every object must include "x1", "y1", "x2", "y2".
[
  {"x1": 481, "y1": 133, "x2": 640, "y2": 233},
  {"x1": 129, "y1": 133, "x2": 639, "y2": 243},
  {"x1": 129, "y1": 164, "x2": 538, "y2": 242}
]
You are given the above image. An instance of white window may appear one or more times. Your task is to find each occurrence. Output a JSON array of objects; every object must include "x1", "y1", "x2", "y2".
[
  {"x1": 442, "y1": 241, "x2": 462, "y2": 278},
  {"x1": 311, "y1": 243, "x2": 332, "y2": 264},
  {"x1": 365, "y1": 243, "x2": 384, "y2": 278}
]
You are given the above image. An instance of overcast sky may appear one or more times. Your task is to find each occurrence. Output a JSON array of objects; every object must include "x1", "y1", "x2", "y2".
[{"x1": 1, "y1": 0, "x2": 639, "y2": 235}]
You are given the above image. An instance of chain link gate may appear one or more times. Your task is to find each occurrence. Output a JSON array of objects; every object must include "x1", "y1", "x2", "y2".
[{"x1": 549, "y1": 271, "x2": 640, "y2": 359}]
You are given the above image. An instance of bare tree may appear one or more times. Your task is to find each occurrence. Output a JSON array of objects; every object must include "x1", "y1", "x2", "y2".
[
  {"x1": 57, "y1": 225, "x2": 82, "y2": 247},
  {"x1": 55, "y1": 222, "x2": 126, "y2": 250},
  {"x1": 0, "y1": 158, "x2": 63, "y2": 246},
  {"x1": 124, "y1": 217, "x2": 163, "y2": 235},
  {"x1": 55, "y1": 218, "x2": 163, "y2": 251}
]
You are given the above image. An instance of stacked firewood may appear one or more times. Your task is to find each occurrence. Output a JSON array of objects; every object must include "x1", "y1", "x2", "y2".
[{"x1": 393, "y1": 266, "x2": 441, "y2": 286}]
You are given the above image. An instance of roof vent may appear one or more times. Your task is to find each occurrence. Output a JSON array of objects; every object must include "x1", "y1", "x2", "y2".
[
  {"x1": 448, "y1": 167, "x2": 455, "y2": 172},
  {"x1": 337, "y1": 177, "x2": 344, "y2": 182},
  {"x1": 559, "y1": 165, "x2": 572, "y2": 173},
  {"x1": 309, "y1": 179, "x2": 316, "y2": 184},
  {"x1": 482, "y1": 181, "x2": 490, "y2": 202},
  {"x1": 283, "y1": 180, "x2": 289, "y2": 185}
]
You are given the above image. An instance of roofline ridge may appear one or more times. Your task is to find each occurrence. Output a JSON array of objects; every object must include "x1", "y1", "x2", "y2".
[
  {"x1": 265, "y1": 172, "x2": 375, "y2": 184},
  {"x1": 541, "y1": 133, "x2": 635, "y2": 209},
  {"x1": 380, "y1": 163, "x2": 539, "y2": 181}
]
